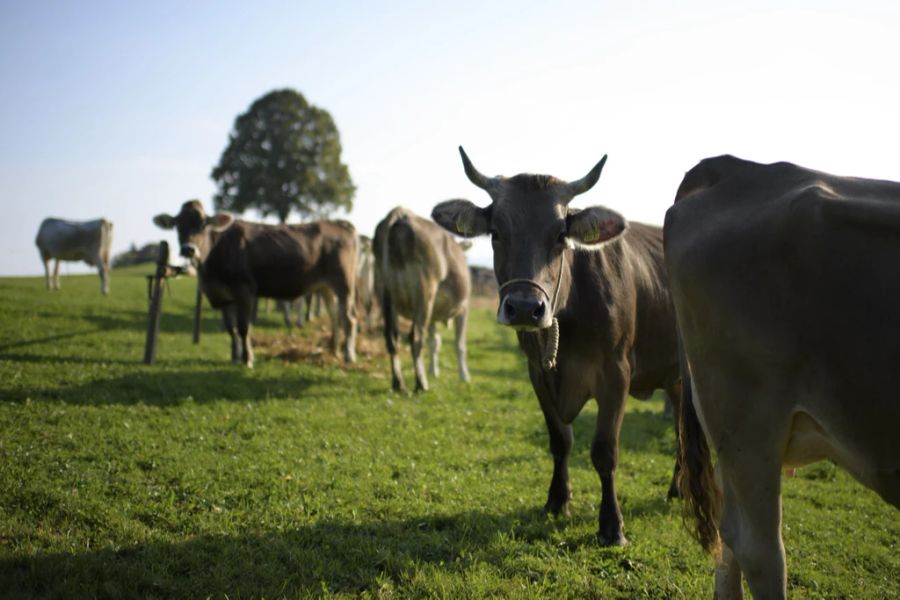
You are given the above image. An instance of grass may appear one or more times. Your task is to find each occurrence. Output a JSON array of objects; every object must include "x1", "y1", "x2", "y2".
[{"x1": 0, "y1": 266, "x2": 897, "y2": 598}]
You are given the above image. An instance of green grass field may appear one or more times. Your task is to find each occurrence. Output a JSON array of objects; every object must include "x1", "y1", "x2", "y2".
[{"x1": 0, "y1": 267, "x2": 897, "y2": 598}]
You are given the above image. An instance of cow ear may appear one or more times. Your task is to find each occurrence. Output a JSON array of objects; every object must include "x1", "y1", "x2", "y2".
[
  {"x1": 565, "y1": 206, "x2": 627, "y2": 245},
  {"x1": 432, "y1": 199, "x2": 490, "y2": 238},
  {"x1": 153, "y1": 214, "x2": 176, "y2": 230},
  {"x1": 206, "y1": 212, "x2": 234, "y2": 231}
]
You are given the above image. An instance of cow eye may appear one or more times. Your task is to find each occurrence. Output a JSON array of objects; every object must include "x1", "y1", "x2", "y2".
[{"x1": 557, "y1": 230, "x2": 568, "y2": 245}]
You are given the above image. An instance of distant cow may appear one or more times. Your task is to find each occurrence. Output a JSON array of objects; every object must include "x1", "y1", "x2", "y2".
[
  {"x1": 432, "y1": 148, "x2": 681, "y2": 546},
  {"x1": 374, "y1": 207, "x2": 471, "y2": 393},
  {"x1": 35, "y1": 218, "x2": 113, "y2": 295},
  {"x1": 667, "y1": 155, "x2": 900, "y2": 599},
  {"x1": 154, "y1": 200, "x2": 357, "y2": 367}
]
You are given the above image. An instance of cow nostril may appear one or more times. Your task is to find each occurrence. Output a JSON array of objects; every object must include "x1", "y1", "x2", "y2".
[
  {"x1": 532, "y1": 302, "x2": 546, "y2": 321},
  {"x1": 504, "y1": 299, "x2": 517, "y2": 319}
]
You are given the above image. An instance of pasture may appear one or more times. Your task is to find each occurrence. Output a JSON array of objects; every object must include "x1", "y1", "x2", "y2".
[{"x1": 0, "y1": 268, "x2": 897, "y2": 598}]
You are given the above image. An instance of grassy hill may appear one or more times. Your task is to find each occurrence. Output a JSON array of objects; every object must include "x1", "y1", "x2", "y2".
[{"x1": 0, "y1": 267, "x2": 896, "y2": 598}]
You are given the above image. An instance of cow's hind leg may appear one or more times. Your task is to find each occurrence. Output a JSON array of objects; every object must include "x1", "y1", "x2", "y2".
[
  {"x1": 99, "y1": 264, "x2": 110, "y2": 295},
  {"x1": 411, "y1": 295, "x2": 435, "y2": 393},
  {"x1": 53, "y1": 259, "x2": 61, "y2": 290},
  {"x1": 338, "y1": 290, "x2": 357, "y2": 364},
  {"x1": 664, "y1": 381, "x2": 683, "y2": 499},
  {"x1": 453, "y1": 310, "x2": 470, "y2": 383},
  {"x1": 428, "y1": 321, "x2": 441, "y2": 377},
  {"x1": 717, "y1": 443, "x2": 786, "y2": 599},
  {"x1": 222, "y1": 305, "x2": 241, "y2": 364},
  {"x1": 592, "y1": 364, "x2": 629, "y2": 546},
  {"x1": 382, "y1": 292, "x2": 406, "y2": 393}
]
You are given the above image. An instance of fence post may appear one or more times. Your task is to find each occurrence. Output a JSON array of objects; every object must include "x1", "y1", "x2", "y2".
[{"x1": 143, "y1": 241, "x2": 169, "y2": 364}]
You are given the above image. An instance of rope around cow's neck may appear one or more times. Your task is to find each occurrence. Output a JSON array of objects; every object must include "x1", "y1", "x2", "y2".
[{"x1": 498, "y1": 253, "x2": 565, "y2": 371}]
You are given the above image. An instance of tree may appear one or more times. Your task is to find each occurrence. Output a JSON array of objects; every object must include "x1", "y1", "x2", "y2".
[{"x1": 211, "y1": 89, "x2": 355, "y2": 223}]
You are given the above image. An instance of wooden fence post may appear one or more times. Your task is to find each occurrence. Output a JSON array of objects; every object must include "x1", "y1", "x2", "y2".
[{"x1": 143, "y1": 241, "x2": 169, "y2": 364}]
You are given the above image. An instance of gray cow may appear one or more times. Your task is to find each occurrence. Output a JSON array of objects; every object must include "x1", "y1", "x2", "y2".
[{"x1": 35, "y1": 217, "x2": 113, "y2": 295}]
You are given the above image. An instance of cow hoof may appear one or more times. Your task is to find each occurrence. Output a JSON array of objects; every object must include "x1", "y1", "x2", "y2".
[
  {"x1": 597, "y1": 531, "x2": 628, "y2": 547},
  {"x1": 543, "y1": 500, "x2": 570, "y2": 517}
]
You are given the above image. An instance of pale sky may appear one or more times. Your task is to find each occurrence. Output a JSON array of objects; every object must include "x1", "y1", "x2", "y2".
[{"x1": 2, "y1": 0, "x2": 899, "y2": 276}]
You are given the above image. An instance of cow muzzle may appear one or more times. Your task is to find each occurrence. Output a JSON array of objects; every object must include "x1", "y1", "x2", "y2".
[
  {"x1": 497, "y1": 281, "x2": 554, "y2": 330},
  {"x1": 180, "y1": 243, "x2": 200, "y2": 261}
]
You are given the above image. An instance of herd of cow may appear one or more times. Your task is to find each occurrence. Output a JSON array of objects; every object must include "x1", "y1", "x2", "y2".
[{"x1": 34, "y1": 149, "x2": 899, "y2": 598}]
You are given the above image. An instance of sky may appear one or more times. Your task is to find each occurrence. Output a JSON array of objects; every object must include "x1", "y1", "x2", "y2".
[{"x1": 2, "y1": 0, "x2": 899, "y2": 276}]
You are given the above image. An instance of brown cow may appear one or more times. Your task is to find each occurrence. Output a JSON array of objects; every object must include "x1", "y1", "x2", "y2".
[
  {"x1": 153, "y1": 200, "x2": 357, "y2": 367},
  {"x1": 374, "y1": 206, "x2": 471, "y2": 393},
  {"x1": 432, "y1": 148, "x2": 681, "y2": 545},
  {"x1": 667, "y1": 155, "x2": 900, "y2": 599}
]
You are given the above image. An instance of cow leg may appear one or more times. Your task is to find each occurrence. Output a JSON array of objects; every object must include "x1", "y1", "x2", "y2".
[
  {"x1": 411, "y1": 295, "x2": 435, "y2": 393},
  {"x1": 53, "y1": 259, "x2": 61, "y2": 290},
  {"x1": 222, "y1": 305, "x2": 241, "y2": 364},
  {"x1": 453, "y1": 310, "x2": 470, "y2": 383},
  {"x1": 529, "y1": 361, "x2": 573, "y2": 515},
  {"x1": 717, "y1": 444, "x2": 786, "y2": 599},
  {"x1": 279, "y1": 300, "x2": 293, "y2": 329},
  {"x1": 664, "y1": 380, "x2": 683, "y2": 499},
  {"x1": 381, "y1": 292, "x2": 407, "y2": 392},
  {"x1": 337, "y1": 290, "x2": 357, "y2": 364},
  {"x1": 592, "y1": 365, "x2": 629, "y2": 546},
  {"x1": 42, "y1": 255, "x2": 52, "y2": 290},
  {"x1": 427, "y1": 321, "x2": 441, "y2": 377},
  {"x1": 99, "y1": 263, "x2": 110, "y2": 296},
  {"x1": 236, "y1": 296, "x2": 255, "y2": 368}
]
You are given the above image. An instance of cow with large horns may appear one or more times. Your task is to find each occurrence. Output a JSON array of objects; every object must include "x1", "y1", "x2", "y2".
[{"x1": 432, "y1": 148, "x2": 682, "y2": 545}]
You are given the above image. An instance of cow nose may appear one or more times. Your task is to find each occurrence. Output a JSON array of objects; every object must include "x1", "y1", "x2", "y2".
[
  {"x1": 180, "y1": 245, "x2": 196, "y2": 259},
  {"x1": 501, "y1": 295, "x2": 546, "y2": 327}
]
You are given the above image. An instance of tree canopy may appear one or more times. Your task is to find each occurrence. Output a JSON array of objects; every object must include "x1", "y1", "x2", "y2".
[{"x1": 211, "y1": 89, "x2": 355, "y2": 223}]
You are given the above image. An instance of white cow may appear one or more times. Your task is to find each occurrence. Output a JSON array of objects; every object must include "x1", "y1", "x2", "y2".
[{"x1": 35, "y1": 218, "x2": 113, "y2": 295}]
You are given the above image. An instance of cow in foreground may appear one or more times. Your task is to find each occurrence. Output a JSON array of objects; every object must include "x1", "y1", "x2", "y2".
[
  {"x1": 667, "y1": 155, "x2": 900, "y2": 599},
  {"x1": 154, "y1": 200, "x2": 357, "y2": 367},
  {"x1": 374, "y1": 206, "x2": 471, "y2": 393},
  {"x1": 35, "y1": 218, "x2": 113, "y2": 295},
  {"x1": 432, "y1": 148, "x2": 681, "y2": 545}
]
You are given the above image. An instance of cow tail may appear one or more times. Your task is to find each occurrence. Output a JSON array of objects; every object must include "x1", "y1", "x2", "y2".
[
  {"x1": 381, "y1": 290, "x2": 398, "y2": 355},
  {"x1": 676, "y1": 336, "x2": 722, "y2": 556}
]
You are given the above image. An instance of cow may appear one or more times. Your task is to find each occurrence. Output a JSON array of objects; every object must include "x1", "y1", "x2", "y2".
[
  {"x1": 35, "y1": 217, "x2": 113, "y2": 295},
  {"x1": 374, "y1": 206, "x2": 471, "y2": 393},
  {"x1": 666, "y1": 155, "x2": 900, "y2": 599},
  {"x1": 431, "y1": 147, "x2": 681, "y2": 546},
  {"x1": 153, "y1": 200, "x2": 358, "y2": 367}
]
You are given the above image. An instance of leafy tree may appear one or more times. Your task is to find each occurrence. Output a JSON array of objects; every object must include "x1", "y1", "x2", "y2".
[{"x1": 211, "y1": 89, "x2": 355, "y2": 223}]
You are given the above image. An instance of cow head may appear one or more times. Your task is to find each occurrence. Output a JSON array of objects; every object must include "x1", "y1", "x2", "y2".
[
  {"x1": 432, "y1": 147, "x2": 626, "y2": 331},
  {"x1": 153, "y1": 200, "x2": 234, "y2": 263}
]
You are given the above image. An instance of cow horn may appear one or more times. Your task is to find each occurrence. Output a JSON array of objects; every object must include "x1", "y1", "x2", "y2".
[
  {"x1": 459, "y1": 146, "x2": 498, "y2": 193},
  {"x1": 567, "y1": 155, "x2": 608, "y2": 198}
]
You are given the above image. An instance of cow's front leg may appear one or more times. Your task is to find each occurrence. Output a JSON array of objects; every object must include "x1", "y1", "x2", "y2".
[
  {"x1": 234, "y1": 294, "x2": 255, "y2": 368},
  {"x1": 529, "y1": 361, "x2": 572, "y2": 515},
  {"x1": 52, "y1": 259, "x2": 61, "y2": 290},
  {"x1": 592, "y1": 364, "x2": 629, "y2": 546},
  {"x1": 222, "y1": 305, "x2": 241, "y2": 364},
  {"x1": 541, "y1": 401, "x2": 574, "y2": 516},
  {"x1": 337, "y1": 290, "x2": 357, "y2": 364}
]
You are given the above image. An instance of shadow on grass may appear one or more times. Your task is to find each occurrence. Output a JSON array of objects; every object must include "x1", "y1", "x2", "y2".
[
  {"x1": 0, "y1": 507, "x2": 593, "y2": 598},
  {"x1": 0, "y1": 367, "x2": 320, "y2": 406}
]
